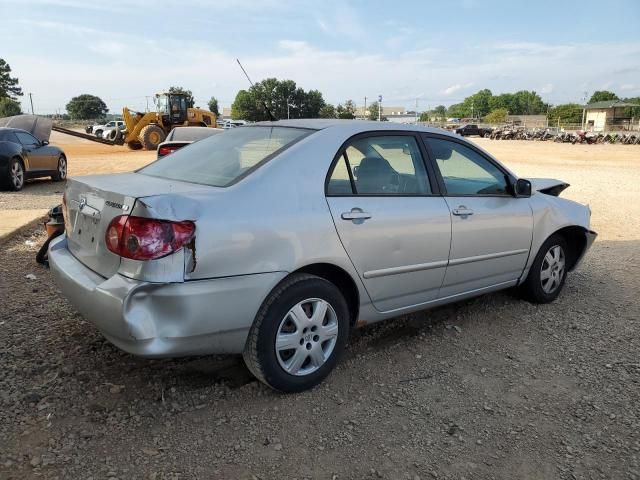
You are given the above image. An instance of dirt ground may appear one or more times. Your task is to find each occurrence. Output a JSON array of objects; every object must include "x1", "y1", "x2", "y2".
[{"x1": 0, "y1": 134, "x2": 639, "y2": 479}]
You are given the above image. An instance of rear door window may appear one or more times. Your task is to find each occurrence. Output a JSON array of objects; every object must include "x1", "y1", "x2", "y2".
[{"x1": 327, "y1": 135, "x2": 431, "y2": 195}]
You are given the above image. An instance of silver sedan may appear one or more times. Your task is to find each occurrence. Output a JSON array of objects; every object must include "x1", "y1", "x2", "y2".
[{"x1": 49, "y1": 120, "x2": 596, "y2": 392}]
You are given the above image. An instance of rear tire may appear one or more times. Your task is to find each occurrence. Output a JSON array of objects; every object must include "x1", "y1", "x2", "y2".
[
  {"x1": 94, "y1": 129, "x2": 103, "y2": 138},
  {"x1": 51, "y1": 155, "x2": 67, "y2": 182},
  {"x1": 139, "y1": 124, "x2": 166, "y2": 150},
  {"x1": 243, "y1": 273, "x2": 350, "y2": 393},
  {"x1": 520, "y1": 234, "x2": 569, "y2": 304},
  {"x1": 127, "y1": 141, "x2": 143, "y2": 150}
]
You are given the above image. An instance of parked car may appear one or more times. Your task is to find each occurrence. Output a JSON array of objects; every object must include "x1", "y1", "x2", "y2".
[
  {"x1": 0, "y1": 127, "x2": 67, "y2": 191},
  {"x1": 87, "y1": 120, "x2": 125, "y2": 138},
  {"x1": 455, "y1": 124, "x2": 491, "y2": 137},
  {"x1": 156, "y1": 126, "x2": 223, "y2": 158},
  {"x1": 49, "y1": 120, "x2": 596, "y2": 392}
]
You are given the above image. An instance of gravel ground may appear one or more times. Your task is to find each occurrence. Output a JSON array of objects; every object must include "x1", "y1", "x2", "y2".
[{"x1": 0, "y1": 141, "x2": 639, "y2": 479}]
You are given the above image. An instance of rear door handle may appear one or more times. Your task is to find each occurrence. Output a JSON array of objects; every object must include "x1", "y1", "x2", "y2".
[
  {"x1": 452, "y1": 206, "x2": 474, "y2": 217},
  {"x1": 341, "y1": 209, "x2": 372, "y2": 222}
]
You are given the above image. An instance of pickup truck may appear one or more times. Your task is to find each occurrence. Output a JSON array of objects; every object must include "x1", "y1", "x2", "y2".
[{"x1": 455, "y1": 124, "x2": 491, "y2": 137}]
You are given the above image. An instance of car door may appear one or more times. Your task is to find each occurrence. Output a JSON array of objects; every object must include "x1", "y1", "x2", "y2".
[
  {"x1": 14, "y1": 131, "x2": 51, "y2": 171},
  {"x1": 325, "y1": 133, "x2": 451, "y2": 312},
  {"x1": 423, "y1": 134, "x2": 533, "y2": 298}
]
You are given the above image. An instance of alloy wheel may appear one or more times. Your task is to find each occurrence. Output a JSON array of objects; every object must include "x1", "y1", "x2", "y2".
[
  {"x1": 58, "y1": 157, "x2": 67, "y2": 179},
  {"x1": 11, "y1": 161, "x2": 24, "y2": 189},
  {"x1": 275, "y1": 298, "x2": 339, "y2": 376},
  {"x1": 540, "y1": 245, "x2": 565, "y2": 294}
]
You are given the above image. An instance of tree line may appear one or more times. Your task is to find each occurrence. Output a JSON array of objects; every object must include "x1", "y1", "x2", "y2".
[
  {"x1": 1, "y1": 57, "x2": 638, "y2": 123},
  {"x1": 421, "y1": 90, "x2": 640, "y2": 124}
]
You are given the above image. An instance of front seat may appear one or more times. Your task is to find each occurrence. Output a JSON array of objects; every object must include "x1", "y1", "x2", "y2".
[{"x1": 355, "y1": 156, "x2": 395, "y2": 193}]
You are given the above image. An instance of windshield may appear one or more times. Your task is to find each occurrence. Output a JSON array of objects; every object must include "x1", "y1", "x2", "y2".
[{"x1": 139, "y1": 126, "x2": 312, "y2": 187}]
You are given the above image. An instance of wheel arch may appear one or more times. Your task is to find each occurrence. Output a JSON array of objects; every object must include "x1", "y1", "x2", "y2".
[
  {"x1": 290, "y1": 263, "x2": 360, "y2": 326},
  {"x1": 548, "y1": 225, "x2": 589, "y2": 271}
]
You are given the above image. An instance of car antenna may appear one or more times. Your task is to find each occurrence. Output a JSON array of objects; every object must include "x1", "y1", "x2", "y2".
[{"x1": 236, "y1": 58, "x2": 277, "y2": 122}]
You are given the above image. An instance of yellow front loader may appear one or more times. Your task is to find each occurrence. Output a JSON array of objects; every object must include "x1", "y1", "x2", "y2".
[{"x1": 119, "y1": 92, "x2": 217, "y2": 150}]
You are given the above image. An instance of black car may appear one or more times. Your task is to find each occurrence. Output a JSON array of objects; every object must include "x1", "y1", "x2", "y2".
[
  {"x1": 0, "y1": 127, "x2": 67, "y2": 191},
  {"x1": 455, "y1": 124, "x2": 491, "y2": 137}
]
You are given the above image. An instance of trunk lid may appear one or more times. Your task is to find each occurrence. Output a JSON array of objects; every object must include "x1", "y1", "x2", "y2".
[{"x1": 64, "y1": 173, "x2": 210, "y2": 278}]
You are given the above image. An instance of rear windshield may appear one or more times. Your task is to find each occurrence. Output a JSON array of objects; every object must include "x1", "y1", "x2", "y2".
[
  {"x1": 140, "y1": 126, "x2": 312, "y2": 187},
  {"x1": 167, "y1": 127, "x2": 222, "y2": 142}
]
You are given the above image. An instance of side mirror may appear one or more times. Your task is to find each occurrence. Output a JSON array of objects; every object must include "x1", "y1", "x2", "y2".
[
  {"x1": 41, "y1": 140, "x2": 49, "y2": 146},
  {"x1": 514, "y1": 178, "x2": 532, "y2": 197}
]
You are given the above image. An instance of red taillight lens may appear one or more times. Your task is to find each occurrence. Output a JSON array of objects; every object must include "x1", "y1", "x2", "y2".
[
  {"x1": 105, "y1": 215, "x2": 195, "y2": 260},
  {"x1": 158, "y1": 145, "x2": 179, "y2": 157}
]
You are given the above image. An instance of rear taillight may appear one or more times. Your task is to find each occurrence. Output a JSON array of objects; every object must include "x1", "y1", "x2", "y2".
[
  {"x1": 158, "y1": 145, "x2": 180, "y2": 157},
  {"x1": 105, "y1": 215, "x2": 195, "y2": 260}
]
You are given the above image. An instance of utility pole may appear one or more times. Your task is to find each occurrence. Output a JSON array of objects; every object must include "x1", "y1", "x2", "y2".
[
  {"x1": 378, "y1": 95, "x2": 382, "y2": 122},
  {"x1": 145, "y1": 96, "x2": 150, "y2": 112},
  {"x1": 471, "y1": 100, "x2": 474, "y2": 120},
  {"x1": 364, "y1": 96, "x2": 367, "y2": 120},
  {"x1": 415, "y1": 98, "x2": 418, "y2": 124},
  {"x1": 29, "y1": 93, "x2": 34, "y2": 114},
  {"x1": 581, "y1": 91, "x2": 588, "y2": 130}
]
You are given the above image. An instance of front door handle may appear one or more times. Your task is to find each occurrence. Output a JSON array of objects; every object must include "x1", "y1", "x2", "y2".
[
  {"x1": 341, "y1": 208, "x2": 372, "y2": 223},
  {"x1": 452, "y1": 206, "x2": 474, "y2": 217}
]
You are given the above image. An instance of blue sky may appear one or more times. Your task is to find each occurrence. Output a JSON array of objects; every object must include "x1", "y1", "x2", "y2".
[{"x1": 2, "y1": 0, "x2": 639, "y2": 114}]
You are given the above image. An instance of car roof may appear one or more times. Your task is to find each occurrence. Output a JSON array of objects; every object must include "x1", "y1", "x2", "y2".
[
  {"x1": 252, "y1": 118, "x2": 458, "y2": 137},
  {"x1": 0, "y1": 127, "x2": 29, "y2": 134}
]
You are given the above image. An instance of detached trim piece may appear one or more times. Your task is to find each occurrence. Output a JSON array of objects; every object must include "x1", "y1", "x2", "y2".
[
  {"x1": 448, "y1": 249, "x2": 529, "y2": 267},
  {"x1": 363, "y1": 248, "x2": 528, "y2": 279}
]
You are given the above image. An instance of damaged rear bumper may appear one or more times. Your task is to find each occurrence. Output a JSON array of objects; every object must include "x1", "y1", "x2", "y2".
[{"x1": 48, "y1": 236, "x2": 286, "y2": 357}]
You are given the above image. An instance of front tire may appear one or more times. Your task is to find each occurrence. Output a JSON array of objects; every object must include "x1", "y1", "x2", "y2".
[
  {"x1": 520, "y1": 234, "x2": 569, "y2": 303},
  {"x1": 51, "y1": 155, "x2": 67, "y2": 182},
  {"x1": 6, "y1": 157, "x2": 25, "y2": 191},
  {"x1": 243, "y1": 274, "x2": 350, "y2": 393},
  {"x1": 139, "y1": 124, "x2": 166, "y2": 150}
]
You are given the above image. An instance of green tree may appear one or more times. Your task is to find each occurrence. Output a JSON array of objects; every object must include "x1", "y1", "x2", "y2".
[
  {"x1": 207, "y1": 96, "x2": 219, "y2": 116},
  {"x1": 231, "y1": 78, "x2": 326, "y2": 121},
  {"x1": 447, "y1": 103, "x2": 466, "y2": 118},
  {"x1": 419, "y1": 112, "x2": 430, "y2": 122},
  {"x1": 0, "y1": 97, "x2": 21, "y2": 116},
  {"x1": 319, "y1": 104, "x2": 336, "y2": 118},
  {"x1": 0, "y1": 59, "x2": 23, "y2": 100},
  {"x1": 168, "y1": 86, "x2": 194, "y2": 108},
  {"x1": 547, "y1": 103, "x2": 583, "y2": 124},
  {"x1": 433, "y1": 105, "x2": 447, "y2": 119},
  {"x1": 588, "y1": 91, "x2": 619, "y2": 104},
  {"x1": 623, "y1": 96, "x2": 640, "y2": 118},
  {"x1": 65, "y1": 94, "x2": 108, "y2": 120},
  {"x1": 367, "y1": 101, "x2": 380, "y2": 120},
  {"x1": 484, "y1": 108, "x2": 509, "y2": 124},
  {"x1": 336, "y1": 99, "x2": 356, "y2": 119}
]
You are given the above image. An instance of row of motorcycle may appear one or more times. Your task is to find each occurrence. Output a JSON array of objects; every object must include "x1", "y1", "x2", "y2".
[{"x1": 487, "y1": 127, "x2": 640, "y2": 144}]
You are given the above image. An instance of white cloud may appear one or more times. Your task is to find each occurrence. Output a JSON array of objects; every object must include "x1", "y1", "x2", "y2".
[
  {"x1": 443, "y1": 83, "x2": 473, "y2": 96},
  {"x1": 540, "y1": 83, "x2": 554, "y2": 94}
]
